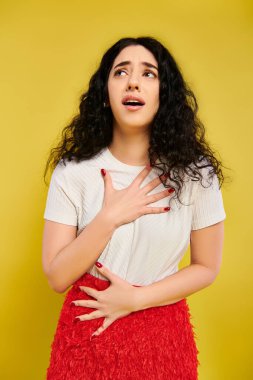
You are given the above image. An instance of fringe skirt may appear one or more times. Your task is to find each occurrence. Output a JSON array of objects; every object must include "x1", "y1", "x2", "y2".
[{"x1": 46, "y1": 272, "x2": 200, "y2": 379}]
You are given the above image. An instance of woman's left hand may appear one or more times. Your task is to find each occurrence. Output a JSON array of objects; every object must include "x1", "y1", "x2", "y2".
[{"x1": 71, "y1": 262, "x2": 139, "y2": 337}]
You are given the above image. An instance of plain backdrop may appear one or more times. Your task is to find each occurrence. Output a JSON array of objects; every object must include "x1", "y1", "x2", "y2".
[{"x1": 0, "y1": 0, "x2": 252, "y2": 379}]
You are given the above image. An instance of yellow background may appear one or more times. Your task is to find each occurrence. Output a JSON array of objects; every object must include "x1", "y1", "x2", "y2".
[{"x1": 1, "y1": 0, "x2": 252, "y2": 378}]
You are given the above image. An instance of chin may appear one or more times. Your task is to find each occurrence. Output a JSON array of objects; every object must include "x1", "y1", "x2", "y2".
[
  {"x1": 123, "y1": 121, "x2": 151, "y2": 129},
  {"x1": 113, "y1": 113, "x2": 154, "y2": 129}
]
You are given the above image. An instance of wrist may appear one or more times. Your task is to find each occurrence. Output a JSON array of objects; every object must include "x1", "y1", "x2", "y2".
[
  {"x1": 97, "y1": 209, "x2": 118, "y2": 232},
  {"x1": 131, "y1": 285, "x2": 147, "y2": 312},
  {"x1": 132, "y1": 284, "x2": 163, "y2": 311}
]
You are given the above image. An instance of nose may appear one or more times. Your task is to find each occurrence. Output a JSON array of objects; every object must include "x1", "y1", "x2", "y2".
[{"x1": 127, "y1": 73, "x2": 140, "y2": 91}]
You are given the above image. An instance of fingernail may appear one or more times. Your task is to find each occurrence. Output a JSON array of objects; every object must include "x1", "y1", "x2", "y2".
[
  {"x1": 101, "y1": 169, "x2": 106, "y2": 176},
  {"x1": 168, "y1": 188, "x2": 175, "y2": 193},
  {"x1": 95, "y1": 261, "x2": 103, "y2": 268},
  {"x1": 70, "y1": 302, "x2": 76, "y2": 307},
  {"x1": 74, "y1": 317, "x2": 80, "y2": 323},
  {"x1": 164, "y1": 207, "x2": 170, "y2": 211},
  {"x1": 146, "y1": 164, "x2": 151, "y2": 170}
]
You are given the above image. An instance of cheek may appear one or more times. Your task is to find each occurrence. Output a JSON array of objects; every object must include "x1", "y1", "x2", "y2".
[
  {"x1": 151, "y1": 90, "x2": 159, "y2": 111},
  {"x1": 149, "y1": 82, "x2": 159, "y2": 101},
  {"x1": 154, "y1": 88, "x2": 160, "y2": 110},
  {"x1": 107, "y1": 82, "x2": 119, "y2": 104}
]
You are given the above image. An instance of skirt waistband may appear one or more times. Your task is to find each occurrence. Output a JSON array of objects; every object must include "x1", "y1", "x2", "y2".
[{"x1": 73, "y1": 271, "x2": 145, "y2": 290}]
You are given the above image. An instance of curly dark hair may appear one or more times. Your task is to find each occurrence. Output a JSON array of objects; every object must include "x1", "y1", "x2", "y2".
[{"x1": 43, "y1": 36, "x2": 229, "y2": 206}]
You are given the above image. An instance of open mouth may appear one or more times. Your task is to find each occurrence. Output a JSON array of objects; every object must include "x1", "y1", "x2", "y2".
[
  {"x1": 122, "y1": 101, "x2": 144, "y2": 106},
  {"x1": 122, "y1": 100, "x2": 145, "y2": 111}
]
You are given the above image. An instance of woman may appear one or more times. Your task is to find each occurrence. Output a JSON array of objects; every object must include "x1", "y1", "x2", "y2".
[{"x1": 42, "y1": 36, "x2": 226, "y2": 379}]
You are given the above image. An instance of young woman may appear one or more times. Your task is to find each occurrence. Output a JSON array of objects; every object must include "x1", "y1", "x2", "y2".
[{"x1": 42, "y1": 36, "x2": 226, "y2": 379}]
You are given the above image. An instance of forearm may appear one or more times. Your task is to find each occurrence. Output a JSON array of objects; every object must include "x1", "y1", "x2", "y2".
[
  {"x1": 47, "y1": 211, "x2": 116, "y2": 293},
  {"x1": 134, "y1": 264, "x2": 217, "y2": 311}
]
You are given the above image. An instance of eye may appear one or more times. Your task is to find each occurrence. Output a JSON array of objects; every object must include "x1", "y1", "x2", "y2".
[
  {"x1": 144, "y1": 71, "x2": 157, "y2": 78},
  {"x1": 114, "y1": 69, "x2": 126, "y2": 76},
  {"x1": 113, "y1": 69, "x2": 157, "y2": 78}
]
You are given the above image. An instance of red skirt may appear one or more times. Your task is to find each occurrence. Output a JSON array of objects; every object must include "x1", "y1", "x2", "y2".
[{"x1": 46, "y1": 273, "x2": 200, "y2": 379}]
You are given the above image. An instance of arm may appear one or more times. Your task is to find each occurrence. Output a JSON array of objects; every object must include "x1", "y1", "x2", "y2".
[
  {"x1": 42, "y1": 210, "x2": 116, "y2": 294},
  {"x1": 134, "y1": 220, "x2": 224, "y2": 310}
]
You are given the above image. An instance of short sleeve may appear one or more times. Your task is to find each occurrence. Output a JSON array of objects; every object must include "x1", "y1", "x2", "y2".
[
  {"x1": 43, "y1": 162, "x2": 78, "y2": 226},
  {"x1": 191, "y1": 169, "x2": 226, "y2": 230}
]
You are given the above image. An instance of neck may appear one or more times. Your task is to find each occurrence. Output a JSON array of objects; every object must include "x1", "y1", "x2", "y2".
[{"x1": 108, "y1": 138, "x2": 150, "y2": 166}]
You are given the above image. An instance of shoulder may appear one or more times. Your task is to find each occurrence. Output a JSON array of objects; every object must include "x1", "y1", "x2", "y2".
[
  {"x1": 52, "y1": 157, "x2": 92, "y2": 183},
  {"x1": 180, "y1": 157, "x2": 221, "y2": 207},
  {"x1": 49, "y1": 159, "x2": 77, "y2": 187},
  {"x1": 50, "y1": 154, "x2": 103, "y2": 195},
  {"x1": 46, "y1": 159, "x2": 87, "y2": 201},
  {"x1": 188, "y1": 156, "x2": 219, "y2": 188},
  {"x1": 53, "y1": 158, "x2": 79, "y2": 176}
]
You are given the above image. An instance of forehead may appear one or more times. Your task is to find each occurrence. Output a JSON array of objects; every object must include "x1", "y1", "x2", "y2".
[{"x1": 113, "y1": 45, "x2": 157, "y2": 66}]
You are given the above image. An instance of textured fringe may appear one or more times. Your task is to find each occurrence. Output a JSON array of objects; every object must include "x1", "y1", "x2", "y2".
[{"x1": 46, "y1": 273, "x2": 200, "y2": 379}]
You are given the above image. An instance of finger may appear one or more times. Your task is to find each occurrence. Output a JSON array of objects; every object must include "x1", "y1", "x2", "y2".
[
  {"x1": 131, "y1": 164, "x2": 152, "y2": 187},
  {"x1": 141, "y1": 175, "x2": 173, "y2": 194},
  {"x1": 94, "y1": 261, "x2": 124, "y2": 284},
  {"x1": 101, "y1": 168, "x2": 114, "y2": 192},
  {"x1": 91, "y1": 317, "x2": 115, "y2": 337},
  {"x1": 141, "y1": 177, "x2": 161, "y2": 194},
  {"x1": 71, "y1": 299, "x2": 100, "y2": 309},
  {"x1": 142, "y1": 205, "x2": 171, "y2": 215},
  {"x1": 76, "y1": 309, "x2": 104, "y2": 321},
  {"x1": 79, "y1": 286, "x2": 99, "y2": 299},
  {"x1": 145, "y1": 188, "x2": 175, "y2": 204}
]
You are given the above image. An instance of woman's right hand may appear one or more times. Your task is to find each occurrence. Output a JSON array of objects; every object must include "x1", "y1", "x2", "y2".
[{"x1": 99, "y1": 166, "x2": 175, "y2": 228}]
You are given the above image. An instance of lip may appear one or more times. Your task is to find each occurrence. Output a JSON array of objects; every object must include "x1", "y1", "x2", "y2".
[
  {"x1": 123, "y1": 104, "x2": 144, "y2": 112},
  {"x1": 121, "y1": 95, "x2": 145, "y2": 105}
]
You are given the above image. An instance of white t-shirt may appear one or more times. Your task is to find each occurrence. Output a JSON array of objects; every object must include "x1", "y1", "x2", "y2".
[{"x1": 43, "y1": 147, "x2": 226, "y2": 285}]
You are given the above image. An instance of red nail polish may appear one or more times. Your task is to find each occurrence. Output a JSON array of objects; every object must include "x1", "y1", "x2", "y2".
[
  {"x1": 168, "y1": 188, "x2": 175, "y2": 193},
  {"x1": 164, "y1": 207, "x2": 170, "y2": 211},
  {"x1": 70, "y1": 302, "x2": 76, "y2": 307},
  {"x1": 74, "y1": 317, "x2": 80, "y2": 323},
  {"x1": 95, "y1": 261, "x2": 103, "y2": 268},
  {"x1": 101, "y1": 169, "x2": 106, "y2": 176}
]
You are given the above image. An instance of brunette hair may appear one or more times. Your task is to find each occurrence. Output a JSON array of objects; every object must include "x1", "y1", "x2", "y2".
[{"x1": 43, "y1": 36, "x2": 230, "y2": 205}]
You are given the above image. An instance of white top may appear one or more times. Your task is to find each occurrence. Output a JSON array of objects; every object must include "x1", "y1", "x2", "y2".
[{"x1": 43, "y1": 147, "x2": 226, "y2": 286}]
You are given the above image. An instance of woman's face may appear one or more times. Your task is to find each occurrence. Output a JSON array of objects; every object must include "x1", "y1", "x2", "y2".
[{"x1": 107, "y1": 45, "x2": 160, "y2": 131}]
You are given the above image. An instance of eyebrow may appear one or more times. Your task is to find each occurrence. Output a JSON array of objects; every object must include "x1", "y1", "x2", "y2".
[{"x1": 113, "y1": 60, "x2": 158, "y2": 71}]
